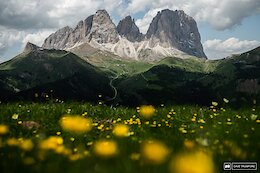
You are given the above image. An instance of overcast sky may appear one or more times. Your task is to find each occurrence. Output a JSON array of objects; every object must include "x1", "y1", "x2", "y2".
[{"x1": 0, "y1": 0, "x2": 260, "y2": 62}]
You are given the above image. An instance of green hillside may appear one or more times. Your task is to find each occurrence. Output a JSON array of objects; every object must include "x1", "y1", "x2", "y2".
[
  {"x1": 115, "y1": 47, "x2": 260, "y2": 106},
  {"x1": 0, "y1": 49, "x2": 113, "y2": 102},
  {"x1": 0, "y1": 46, "x2": 259, "y2": 106},
  {"x1": 157, "y1": 56, "x2": 219, "y2": 73}
]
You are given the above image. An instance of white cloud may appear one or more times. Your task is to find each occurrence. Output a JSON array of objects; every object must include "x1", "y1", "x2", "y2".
[
  {"x1": 0, "y1": 28, "x2": 25, "y2": 55},
  {"x1": 1, "y1": 0, "x2": 259, "y2": 31},
  {"x1": 203, "y1": 38, "x2": 260, "y2": 59},
  {"x1": 0, "y1": 0, "x2": 126, "y2": 58},
  {"x1": 0, "y1": 0, "x2": 260, "y2": 60},
  {"x1": 133, "y1": 0, "x2": 260, "y2": 33},
  {"x1": 125, "y1": 0, "x2": 151, "y2": 14},
  {"x1": 0, "y1": 27, "x2": 54, "y2": 57},
  {"x1": 22, "y1": 30, "x2": 55, "y2": 48}
]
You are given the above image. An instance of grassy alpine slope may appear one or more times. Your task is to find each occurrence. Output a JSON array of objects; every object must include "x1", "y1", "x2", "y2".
[
  {"x1": 0, "y1": 100, "x2": 259, "y2": 173},
  {"x1": 0, "y1": 49, "x2": 113, "y2": 102},
  {"x1": 116, "y1": 47, "x2": 260, "y2": 106}
]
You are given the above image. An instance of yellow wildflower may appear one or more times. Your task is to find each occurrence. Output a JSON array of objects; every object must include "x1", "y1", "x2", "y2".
[
  {"x1": 39, "y1": 136, "x2": 63, "y2": 150},
  {"x1": 139, "y1": 105, "x2": 155, "y2": 118},
  {"x1": 251, "y1": 114, "x2": 258, "y2": 121},
  {"x1": 93, "y1": 140, "x2": 118, "y2": 158},
  {"x1": 6, "y1": 138, "x2": 20, "y2": 146},
  {"x1": 6, "y1": 138, "x2": 33, "y2": 151},
  {"x1": 0, "y1": 124, "x2": 9, "y2": 135},
  {"x1": 69, "y1": 154, "x2": 82, "y2": 161},
  {"x1": 198, "y1": 119, "x2": 206, "y2": 123},
  {"x1": 170, "y1": 150, "x2": 215, "y2": 173},
  {"x1": 141, "y1": 140, "x2": 169, "y2": 164},
  {"x1": 60, "y1": 116, "x2": 92, "y2": 133},
  {"x1": 20, "y1": 139, "x2": 34, "y2": 151},
  {"x1": 12, "y1": 114, "x2": 19, "y2": 120},
  {"x1": 183, "y1": 140, "x2": 195, "y2": 149},
  {"x1": 87, "y1": 141, "x2": 93, "y2": 146},
  {"x1": 223, "y1": 98, "x2": 229, "y2": 103},
  {"x1": 130, "y1": 153, "x2": 140, "y2": 161},
  {"x1": 211, "y1": 101, "x2": 218, "y2": 107},
  {"x1": 113, "y1": 124, "x2": 129, "y2": 137}
]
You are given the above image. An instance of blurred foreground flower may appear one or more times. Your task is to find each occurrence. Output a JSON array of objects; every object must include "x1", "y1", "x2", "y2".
[
  {"x1": 39, "y1": 136, "x2": 63, "y2": 150},
  {"x1": 211, "y1": 102, "x2": 218, "y2": 107},
  {"x1": 0, "y1": 124, "x2": 9, "y2": 135},
  {"x1": 183, "y1": 140, "x2": 195, "y2": 149},
  {"x1": 223, "y1": 98, "x2": 229, "y2": 103},
  {"x1": 250, "y1": 114, "x2": 258, "y2": 121},
  {"x1": 113, "y1": 124, "x2": 129, "y2": 137},
  {"x1": 12, "y1": 114, "x2": 19, "y2": 120},
  {"x1": 94, "y1": 140, "x2": 118, "y2": 158},
  {"x1": 139, "y1": 105, "x2": 155, "y2": 118},
  {"x1": 170, "y1": 150, "x2": 215, "y2": 173},
  {"x1": 7, "y1": 138, "x2": 20, "y2": 146},
  {"x1": 20, "y1": 139, "x2": 34, "y2": 151},
  {"x1": 6, "y1": 138, "x2": 33, "y2": 151},
  {"x1": 60, "y1": 116, "x2": 92, "y2": 133},
  {"x1": 141, "y1": 140, "x2": 169, "y2": 164}
]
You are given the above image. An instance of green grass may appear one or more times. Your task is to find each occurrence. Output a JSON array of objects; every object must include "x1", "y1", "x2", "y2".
[
  {"x1": 85, "y1": 53, "x2": 153, "y2": 77},
  {"x1": 0, "y1": 101, "x2": 259, "y2": 173},
  {"x1": 157, "y1": 56, "x2": 224, "y2": 74}
]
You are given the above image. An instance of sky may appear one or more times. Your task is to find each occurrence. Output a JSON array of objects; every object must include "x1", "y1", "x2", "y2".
[{"x1": 0, "y1": 0, "x2": 260, "y2": 62}]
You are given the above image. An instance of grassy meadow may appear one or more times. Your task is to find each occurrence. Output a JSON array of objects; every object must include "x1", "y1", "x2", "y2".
[{"x1": 0, "y1": 99, "x2": 259, "y2": 173}]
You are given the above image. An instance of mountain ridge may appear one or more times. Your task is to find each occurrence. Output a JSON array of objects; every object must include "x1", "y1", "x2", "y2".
[
  {"x1": 0, "y1": 44, "x2": 260, "y2": 106},
  {"x1": 42, "y1": 9, "x2": 207, "y2": 61}
]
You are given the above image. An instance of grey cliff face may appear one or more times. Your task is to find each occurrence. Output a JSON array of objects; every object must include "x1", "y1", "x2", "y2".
[
  {"x1": 42, "y1": 26, "x2": 73, "y2": 49},
  {"x1": 24, "y1": 42, "x2": 41, "y2": 52},
  {"x1": 42, "y1": 9, "x2": 207, "y2": 59},
  {"x1": 117, "y1": 16, "x2": 143, "y2": 42},
  {"x1": 42, "y1": 10, "x2": 118, "y2": 49},
  {"x1": 89, "y1": 10, "x2": 119, "y2": 44},
  {"x1": 146, "y1": 9, "x2": 206, "y2": 58}
]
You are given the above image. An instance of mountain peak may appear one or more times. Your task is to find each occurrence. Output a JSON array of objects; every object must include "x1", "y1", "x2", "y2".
[
  {"x1": 24, "y1": 42, "x2": 40, "y2": 53},
  {"x1": 96, "y1": 9, "x2": 109, "y2": 16},
  {"x1": 42, "y1": 9, "x2": 207, "y2": 60},
  {"x1": 117, "y1": 15, "x2": 143, "y2": 42},
  {"x1": 146, "y1": 9, "x2": 206, "y2": 58},
  {"x1": 91, "y1": 9, "x2": 119, "y2": 44}
]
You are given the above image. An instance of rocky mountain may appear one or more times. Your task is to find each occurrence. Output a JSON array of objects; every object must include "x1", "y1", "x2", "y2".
[
  {"x1": 42, "y1": 9, "x2": 207, "y2": 61},
  {"x1": 24, "y1": 42, "x2": 42, "y2": 53},
  {"x1": 146, "y1": 9, "x2": 206, "y2": 58},
  {"x1": 90, "y1": 10, "x2": 119, "y2": 44},
  {"x1": 42, "y1": 10, "x2": 119, "y2": 49},
  {"x1": 43, "y1": 26, "x2": 73, "y2": 50},
  {"x1": 117, "y1": 16, "x2": 143, "y2": 42}
]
